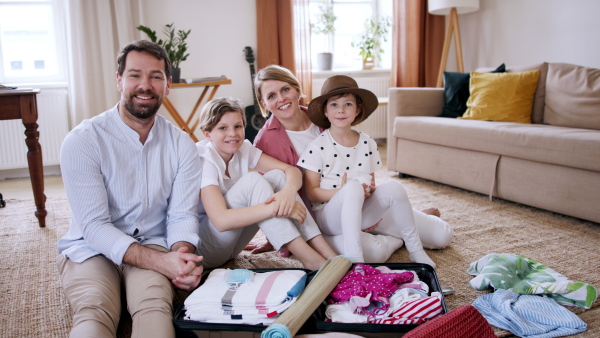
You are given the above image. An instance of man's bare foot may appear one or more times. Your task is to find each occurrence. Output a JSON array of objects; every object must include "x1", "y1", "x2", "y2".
[{"x1": 422, "y1": 207, "x2": 441, "y2": 217}]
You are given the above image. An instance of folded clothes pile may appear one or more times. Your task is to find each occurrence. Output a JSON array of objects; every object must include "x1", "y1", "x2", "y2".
[
  {"x1": 469, "y1": 253, "x2": 596, "y2": 337},
  {"x1": 473, "y1": 289, "x2": 587, "y2": 337},
  {"x1": 325, "y1": 264, "x2": 444, "y2": 324},
  {"x1": 184, "y1": 269, "x2": 307, "y2": 325},
  {"x1": 468, "y1": 253, "x2": 597, "y2": 309}
]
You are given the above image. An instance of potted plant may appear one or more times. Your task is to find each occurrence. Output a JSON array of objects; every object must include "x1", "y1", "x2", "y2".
[
  {"x1": 137, "y1": 23, "x2": 191, "y2": 83},
  {"x1": 311, "y1": 2, "x2": 337, "y2": 71},
  {"x1": 352, "y1": 16, "x2": 391, "y2": 70}
]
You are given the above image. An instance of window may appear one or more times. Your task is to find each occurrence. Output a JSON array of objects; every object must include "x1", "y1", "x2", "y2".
[
  {"x1": 0, "y1": 0, "x2": 67, "y2": 84},
  {"x1": 309, "y1": 0, "x2": 392, "y2": 71}
]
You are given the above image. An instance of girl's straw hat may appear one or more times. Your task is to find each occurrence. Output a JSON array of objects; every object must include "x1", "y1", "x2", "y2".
[{"x1": 307, "y1": 75, "x2": 379, "y2": 129}]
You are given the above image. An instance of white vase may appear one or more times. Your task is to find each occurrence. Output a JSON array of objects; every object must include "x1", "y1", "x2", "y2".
[{"x1": 316, "y1": 53, "x2": 333, "y2": 71}]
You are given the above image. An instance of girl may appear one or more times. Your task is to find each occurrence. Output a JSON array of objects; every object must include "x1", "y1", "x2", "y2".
[
  {"x1": 298, "y1": 75, "x2": 436, "y2": 267},
  {"x1": 195, "y1": 96, "x2": 336, "y2": 270}
]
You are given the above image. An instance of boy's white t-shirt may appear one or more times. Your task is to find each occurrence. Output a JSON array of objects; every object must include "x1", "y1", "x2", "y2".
[
  {"x1": 286, "y1": 123, "x2": 321, "y2": 157},
  {"x1": 297, "y1": 130, "x2": 382, "y2": 211},
  {"x1": 196, "y1": 139, "x2": 262, "y2": 195}
]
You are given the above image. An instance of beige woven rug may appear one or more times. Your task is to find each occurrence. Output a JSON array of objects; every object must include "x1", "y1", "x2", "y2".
[{"x1": 1, "y1": 171, "x2": 599, "y2": 337}]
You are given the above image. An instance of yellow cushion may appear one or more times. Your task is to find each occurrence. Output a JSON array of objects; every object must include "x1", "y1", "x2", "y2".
[{"x1": 460, "y1": 70, "x2": 540, "y2": 124}]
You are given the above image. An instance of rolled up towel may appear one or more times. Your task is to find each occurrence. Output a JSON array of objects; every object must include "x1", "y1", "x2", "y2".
[{"x1": 262, "y1": 256, "x2": 352, "y2": 338}]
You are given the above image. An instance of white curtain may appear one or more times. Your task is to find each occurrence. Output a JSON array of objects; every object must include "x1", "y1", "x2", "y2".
[{"x1": 65, "y1": 0, "x2": 142, "y2": 127}]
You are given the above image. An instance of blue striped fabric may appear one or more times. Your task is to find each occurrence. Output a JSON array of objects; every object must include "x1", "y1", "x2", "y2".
[
  {"x1": 473, "y1": 289, "x2": 587, "y2": 337},
  {"x1": 57, "y1": 106, "x2": 202, "y2": 265}
]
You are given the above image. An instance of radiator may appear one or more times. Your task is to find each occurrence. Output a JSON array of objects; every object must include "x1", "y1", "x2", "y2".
[
  {"x1": 312, "y1": 74, "x2": 389, "y2": 139},
  {"x1": 0, "y1": 88, "x2": 69, "y2": 170}
]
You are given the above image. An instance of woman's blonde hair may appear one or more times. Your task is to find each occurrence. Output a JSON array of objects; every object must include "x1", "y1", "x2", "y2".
[
  {"x1": 198, "y1": 97, "x2": 245, "y2": 132},
  {"x1": 254, "y1": 65, "x2": 305, "y2": 117}
]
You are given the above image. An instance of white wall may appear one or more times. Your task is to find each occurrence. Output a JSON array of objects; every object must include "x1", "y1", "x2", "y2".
[
  {"x1": 142, "y1": 0, "x2": 600, "y2": 102},
  {"x1": 6, "y1": 0, "x2": 599, "y2": 178},
  {"x1": 448, "y1": 0, "x2": 600, "y2": 71},
  {"x1": 140, "y1": 0, "x2": 257, "y2": 139},
  {"x1": 139, "y1": 0, "x2": 600, "y2": 138}
]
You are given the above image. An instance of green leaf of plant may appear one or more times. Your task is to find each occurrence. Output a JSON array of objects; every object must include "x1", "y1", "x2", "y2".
[{"x1": 136, "y1": 23, "x2": 191, "y2": 68}]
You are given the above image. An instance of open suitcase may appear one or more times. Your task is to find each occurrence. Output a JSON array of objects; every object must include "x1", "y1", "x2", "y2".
[{"x1": 174, "y1": 263, "x2": 447, "y2": 338}]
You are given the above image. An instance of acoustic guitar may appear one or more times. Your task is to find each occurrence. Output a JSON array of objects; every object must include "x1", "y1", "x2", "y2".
[{"x1": 243, "y1": 46, "x2": 266, "y2": 142}]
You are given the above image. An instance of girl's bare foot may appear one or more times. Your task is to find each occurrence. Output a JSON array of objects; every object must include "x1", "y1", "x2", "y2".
[{"x1": 422, "y1": 207, "x2": 441, "y2": 217}]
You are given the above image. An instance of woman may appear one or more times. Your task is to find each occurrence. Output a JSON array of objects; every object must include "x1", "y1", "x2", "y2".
[{"x1": 246, "y1": 65, "x2": 453, "y2": 263}]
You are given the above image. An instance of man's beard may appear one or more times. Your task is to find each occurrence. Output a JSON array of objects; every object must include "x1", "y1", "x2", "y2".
[{"x1": 123, "y1": 90, "x2": 161, "y2": 119}]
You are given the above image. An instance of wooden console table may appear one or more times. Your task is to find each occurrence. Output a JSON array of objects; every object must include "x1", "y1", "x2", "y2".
[
  {"x1": 163, "y1": 78, "x2": 232, "y2": 142},
  {"x1": 0, "y1": 89, "x2": 46, "y2": 227}
]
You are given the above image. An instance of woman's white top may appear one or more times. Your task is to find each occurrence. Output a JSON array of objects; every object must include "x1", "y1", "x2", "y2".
[{"x1": 286, "y1": 123, "x2": 321, "y2": 158}]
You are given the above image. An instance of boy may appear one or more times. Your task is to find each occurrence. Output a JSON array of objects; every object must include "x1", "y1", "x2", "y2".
[{"x1": 196, "y1": 97, "x2": 337, "y2": 270}]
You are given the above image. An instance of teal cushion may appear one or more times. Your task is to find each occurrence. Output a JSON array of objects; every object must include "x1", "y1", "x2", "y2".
[{"x1": 439, "y1": 63, "x2": 506, "y2": 118}]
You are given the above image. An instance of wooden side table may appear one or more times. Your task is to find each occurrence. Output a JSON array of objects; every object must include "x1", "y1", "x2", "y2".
[
  {"x1": 0, "y1": 89, "x2": 46, "y2": 227},
  {"x1": 163, "y1": 78, "x2": 232, "y2": 142}
]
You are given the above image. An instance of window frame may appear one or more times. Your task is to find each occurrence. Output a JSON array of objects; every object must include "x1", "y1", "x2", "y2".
[
  {"x1": 0, "y1": 0, "x2": 69, "y2": 86},
  {"x1": 310, "y1": 0, "x2": 392, "y2": 72}
]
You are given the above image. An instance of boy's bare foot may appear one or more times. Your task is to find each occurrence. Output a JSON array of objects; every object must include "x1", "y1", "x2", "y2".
[
  {"x1": 244, "y1": 240, "x2": 273, "y2": 254},
  {"x1": 421, "y1": 207, "x2": 441, "y2": 217},
  {"x1": 244, "y1": 240, "x2": 291, "y2": 257}
]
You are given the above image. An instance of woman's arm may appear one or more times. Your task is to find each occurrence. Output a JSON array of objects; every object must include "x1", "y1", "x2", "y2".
[
  {"x1": 255, "y1": 153, "x2": 302, "y2": 217},
  {"x1": 200, "y1": 185, "x2": 275, "y2": 232},
  {"x1": 304, "y1": 170, "x2": 345, "y2": 203}
]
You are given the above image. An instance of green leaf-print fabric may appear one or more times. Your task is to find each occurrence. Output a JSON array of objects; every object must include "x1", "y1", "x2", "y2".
[{"x1": 468, "y1": 253, "x2": 597, "y2": 309}]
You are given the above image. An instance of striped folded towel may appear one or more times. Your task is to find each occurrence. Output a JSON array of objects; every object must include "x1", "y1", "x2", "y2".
[{"x1": 184, "y1": 269, "x2": 307, "y2": 323}]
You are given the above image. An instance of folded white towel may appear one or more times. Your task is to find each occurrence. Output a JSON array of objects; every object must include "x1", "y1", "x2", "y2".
[{"x1": 184, "y1": 269, "x2": 307, "y2": 322}]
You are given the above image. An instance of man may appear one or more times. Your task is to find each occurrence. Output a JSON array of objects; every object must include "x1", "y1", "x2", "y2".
[{"x1": 57, "y1": 40, "x2": 203, "y2": 338}]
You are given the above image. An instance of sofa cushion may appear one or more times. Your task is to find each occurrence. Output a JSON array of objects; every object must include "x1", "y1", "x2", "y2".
[
  {"x1": 544, "y1": 63, "x2": 600, "y2": 131},
  {"x1": 439, "y1": 64, "x2": 505, "y2": 118},
  {"x1": 393, "y1": 116, "x2": 600, "y2": 172},
  {"x1": 477, "y1": 62, "x2": 548, "y2": 124},
  {"x1": 460, "y1": 70, "x2": 540, "y2": 124}
]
